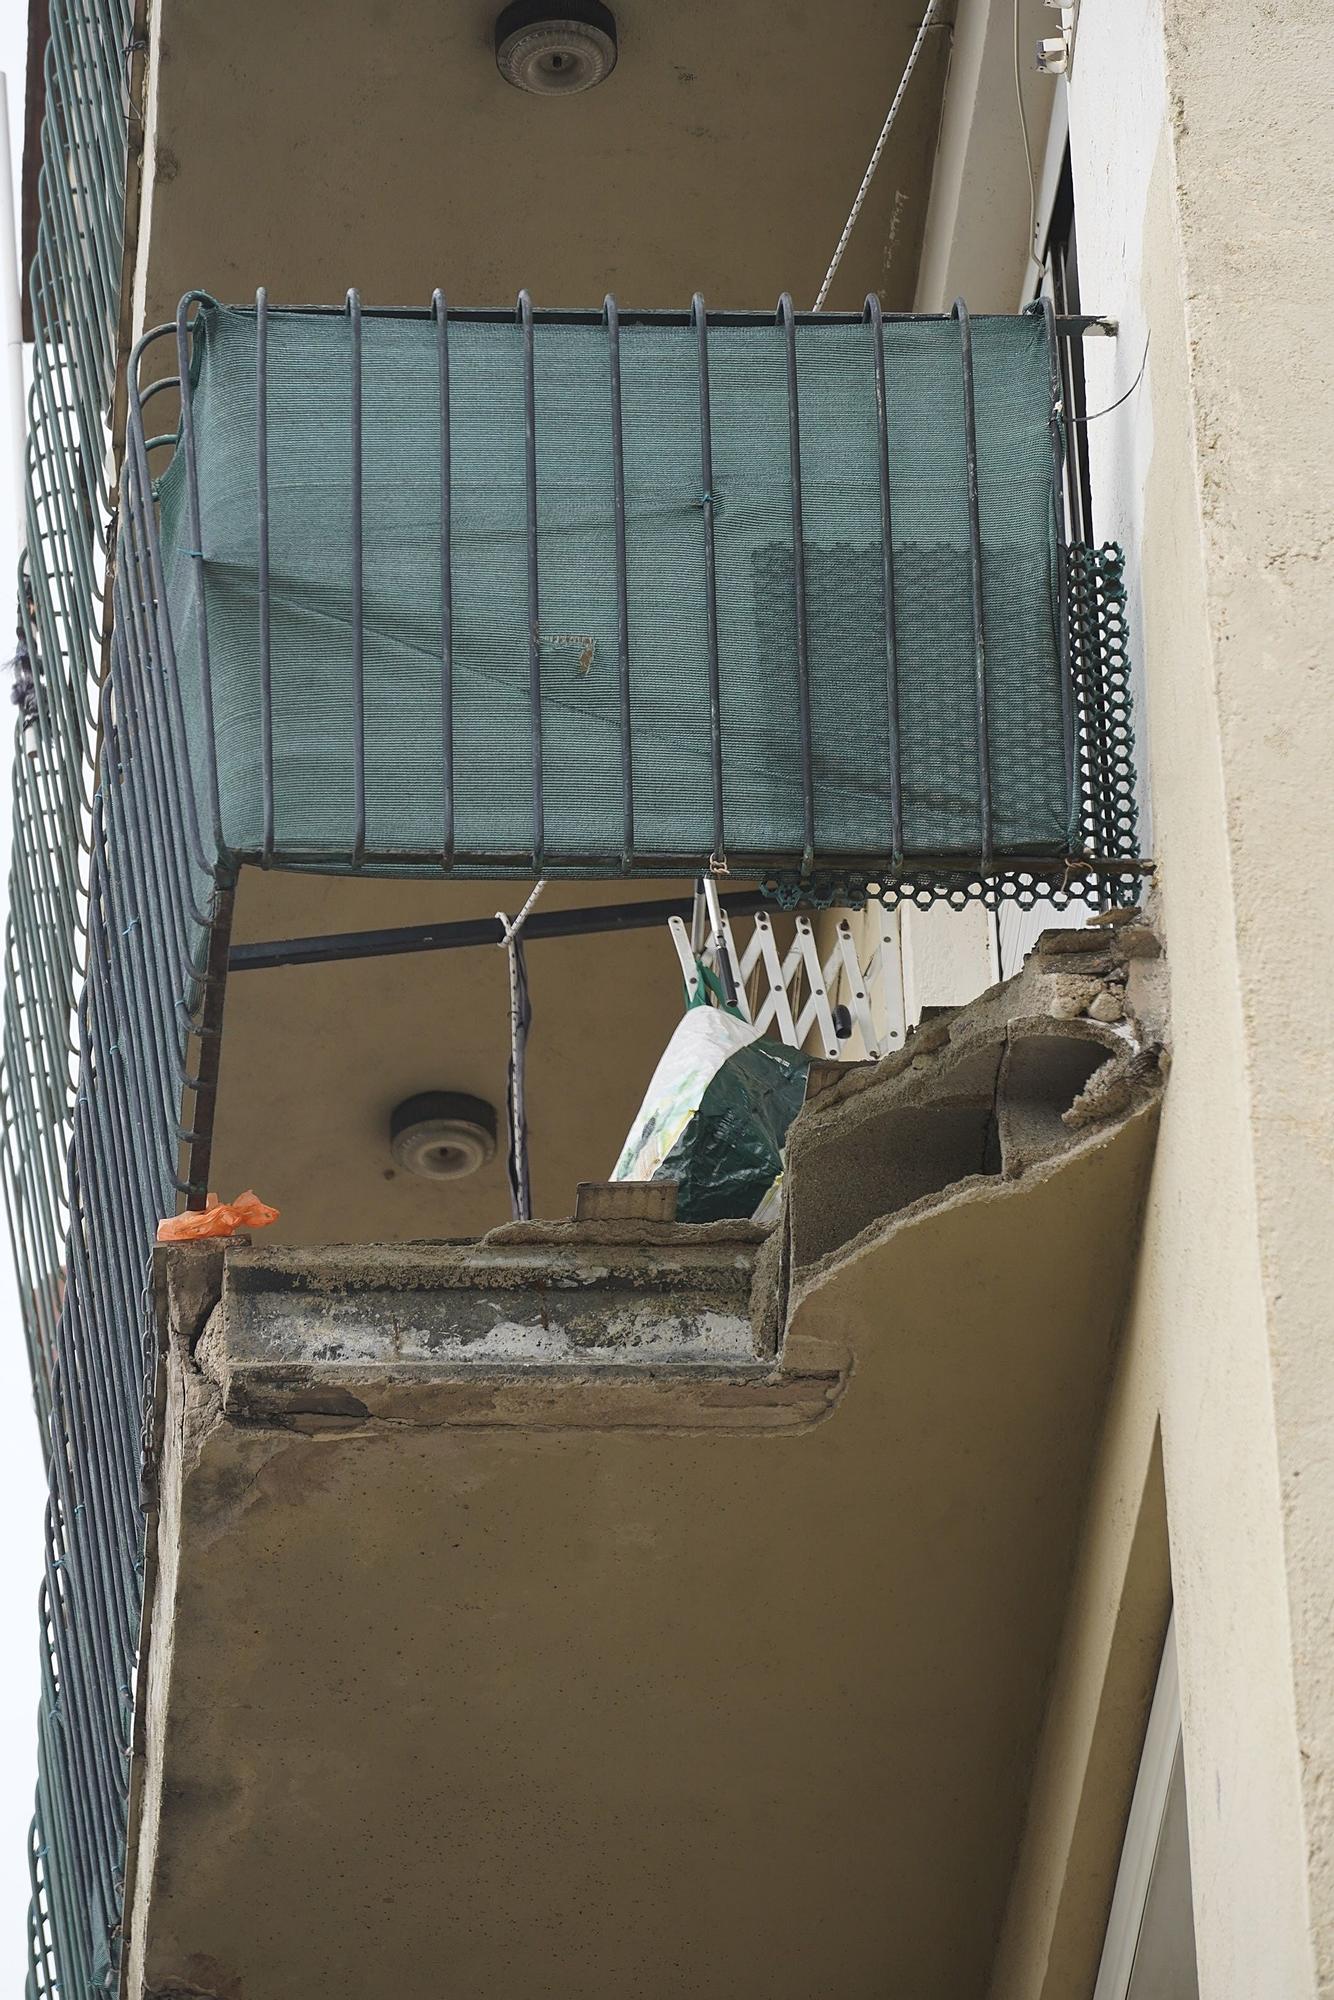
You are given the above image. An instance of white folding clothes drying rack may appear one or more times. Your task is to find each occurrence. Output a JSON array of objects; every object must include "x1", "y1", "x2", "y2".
[{"x1": 668, "y1": 878, "x2": 908, "y2": 1062}]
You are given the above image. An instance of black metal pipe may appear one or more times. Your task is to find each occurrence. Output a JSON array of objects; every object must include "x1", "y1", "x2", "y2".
[
  {"x1": 347, "y1": 289, "x2": 366, "y2": 868},
  {"x1": 778, "y1": 295, "x2": 816, "y2": 875},
  {"x1": 604, "y1": 295, "x2": 634, "y2": 872},
  {"x1": 691, "y1": 295, "x2": 725, "y2": 862},
  {"x1": 229, "y1": 888, "x2": 773, "y2": 972},
  {"x1": 519, "y1": 290, "x2": 544, "y2": 869},
  {"x1": 211, "y1": 299, "x2": 1108, "y2": 335},
  {"x1": 182, "y1": 891, "x2": 233, "y2": 1208},
  {"x1": 433, "y1": 290, "x2": 455, "y2": 868},
  {"x1": 952, "y1": 299, "x2": 994, "y2": 868},
  {"x1": 865, "y1": 295, "x2": 904, "y2": 867},
  {"x1": 255, "y1": 288, "x2": 275, "y2": 865}
]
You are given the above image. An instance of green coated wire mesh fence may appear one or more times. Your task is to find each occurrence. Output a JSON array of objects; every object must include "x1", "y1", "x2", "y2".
[{"x1": 1, "y1": 3, "x2": 145, "y2": 1992}]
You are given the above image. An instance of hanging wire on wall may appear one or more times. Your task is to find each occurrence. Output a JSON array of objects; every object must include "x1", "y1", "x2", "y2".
[{"x1": 812, "y1": 0, "x2": 945, "y2": 311}]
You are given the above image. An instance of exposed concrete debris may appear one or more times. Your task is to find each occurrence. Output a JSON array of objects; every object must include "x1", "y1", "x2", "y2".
[
  {"x1": 1044, "y1": 973, "x2": 1105, "y2": 1018},
  {"x1": 1064, "y1": 1045, "x2": 1165, "y2": 1131},
  {"x1": 153, "y1": 1239, "x2": 225, "y2": 1361},
  {"x1": 155, "y1": 1224, "x2": 816, "y2": 1438},
  {"x1": 777, "y1": 901, "x2": 1166, "y2": 1290}
]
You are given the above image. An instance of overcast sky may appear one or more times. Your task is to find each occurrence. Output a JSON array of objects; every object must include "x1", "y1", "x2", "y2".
[{"x1": 0, "y1": 0, "x2": 52, "y2": 1972}]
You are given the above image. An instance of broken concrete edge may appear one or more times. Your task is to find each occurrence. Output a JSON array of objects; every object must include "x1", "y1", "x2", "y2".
[
  {"x1": 219, "y1": 1238, "x2": 767, "y2": 1367},
  {"x1": 790, "y1": 1008, "x2": 1163, "y2": 1171},
  {"x1": 785, "y1": 1096, "x2": 1164, "y2": 1329},
  {"x1": 218, "y1": 1232, "x2": 763, "y2": 1292},
  {"x1": 124, "y1": 1247, "x2": 234, "y2": 2000},
  {"x1": 479, "y1": 1215, "x2": 766, "y2": 1249},
  {"x1": 149, "y1": 1230, "x2": 840, "y2": 1439},
  {"x1": 772, "y1": 899, "x2": 1167, "y2": 1296},
  {"x1": 214, "y1": 1369, "x2": 844, "y2": 1434},
  {"x1": 800, "y1": 898, "x2": 1166, "y2": 1124}
]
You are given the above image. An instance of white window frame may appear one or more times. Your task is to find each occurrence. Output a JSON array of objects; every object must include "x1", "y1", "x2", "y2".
[{"x1": 1092, "y1": 1613, "x2": 1193, "y2": 2000}]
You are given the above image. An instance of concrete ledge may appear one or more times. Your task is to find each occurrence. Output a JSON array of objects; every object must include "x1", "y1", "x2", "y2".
[{"x1": 164, "y1": 1228, "x2": 847, "y2": 1435}]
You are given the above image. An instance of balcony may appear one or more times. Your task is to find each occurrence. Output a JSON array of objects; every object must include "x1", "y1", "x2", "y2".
[
  {"x1": 6, "y1": 0, "x2": 1158, "y2": 1991},
  {"x1": 141, "y1": 292, "x2": 1131, "y2": 895},
  {"x1": 96, "y1": 290, "x2": 1143, "y2": 1254}
]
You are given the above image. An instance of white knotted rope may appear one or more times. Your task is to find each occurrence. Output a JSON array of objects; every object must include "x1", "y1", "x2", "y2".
[{"x1": 813, "y1": 0, "x2": 944, "y2": 312}]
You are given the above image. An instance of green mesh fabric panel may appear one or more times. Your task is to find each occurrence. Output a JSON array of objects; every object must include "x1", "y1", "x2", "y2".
[{"x1": 158, "y1": 303, "x2": 1069, "y2": 876}]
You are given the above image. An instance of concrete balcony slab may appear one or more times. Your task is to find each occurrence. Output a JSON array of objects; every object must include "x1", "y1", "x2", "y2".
[{"x1": 125, "y1": 920, "x2": 1165, "y2": 1999}]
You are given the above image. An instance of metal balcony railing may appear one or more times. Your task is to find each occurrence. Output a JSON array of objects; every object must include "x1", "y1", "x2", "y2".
[
  {"x1": 135, "y1": 291, "x2": 1138, "y2": 908},
  {"x1": 1, "y1": 3, "x2": 147, "y2": 1994}
]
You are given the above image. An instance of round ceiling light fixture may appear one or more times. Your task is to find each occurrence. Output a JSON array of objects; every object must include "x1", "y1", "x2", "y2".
[
  {"x1": 389, "y1": 1092, "x2": 498, "y2": 1181},
  {"x1": 494, "y1": 0, "x2": 618, "y2": 95}
]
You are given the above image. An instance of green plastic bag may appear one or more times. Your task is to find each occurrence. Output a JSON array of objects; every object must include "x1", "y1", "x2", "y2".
[
  {"x1": 655, "y1": 1032, "x2": 812, "y2": 1223},
  {"x1": 612, "y1": 958, "x2": 811, "y2": 1223}
]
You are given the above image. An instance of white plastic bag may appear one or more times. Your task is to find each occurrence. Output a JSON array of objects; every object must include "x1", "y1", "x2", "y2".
[{"x1": 612, "y1": 999, "x2": 759, "y2": 1185}]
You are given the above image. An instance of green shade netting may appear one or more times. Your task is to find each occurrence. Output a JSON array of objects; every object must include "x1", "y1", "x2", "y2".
[{"x1": 159, "y1": 303, "x2": 1069, "y2": 875}]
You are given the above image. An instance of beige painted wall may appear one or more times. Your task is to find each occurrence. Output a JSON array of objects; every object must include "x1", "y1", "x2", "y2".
[
  {"x1": 1118, "y1": 7, "x2": 1332, "y2": 1988},
  {"x1": 135, "y1": 0, "x2": 951, "y2": 326},
  {"x1": 923, "y1": 0, "x2": 1334, "y2": 1991}
]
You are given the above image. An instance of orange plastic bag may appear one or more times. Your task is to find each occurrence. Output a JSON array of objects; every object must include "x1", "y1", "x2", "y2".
[{"x1": 156, "y1": 1190, "x2": 279, "y2": 1244}]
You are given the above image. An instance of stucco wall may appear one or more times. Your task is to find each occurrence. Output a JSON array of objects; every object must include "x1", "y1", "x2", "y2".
[
  {"x1": 954, "y1": 0, "x2": 1334, "y2": 1991},
  {"x1": 1071, "y1": 0, "x2": 1333, "y2": 1991},
  {"x1": 914, "y1": 0, "x2": 1333, "y2": 1990}
]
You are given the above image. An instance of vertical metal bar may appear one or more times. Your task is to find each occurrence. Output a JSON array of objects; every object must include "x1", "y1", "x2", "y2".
[
  {"x1": 691, "y1": 294, "x2": 725, "y2": 863},
  {"x1": 604, "y1": 295, "x2": 634, "y2": 872},
  {"x1": 778, "y1": 294, "x2": 816, "y2": 876},
  {"x1": 1037, "y1": 293, "x2": 1076, "y2": 840},
  {"x1": 182, "y1": 892, "x2": 234, "y2": 1207},
  {"x1": 347, "y1": 289, "x2": 366, "y2": 867},
  {"x1": 952, "y1": 299, "x2": 993, "y2": 867},
  {"x1": 703, "y1": 873, "x2": 739, "y2": 1009},
  {"x1": 508, "y1": 937, "x2": 532, "y2": 1223},
  {"x1": 125, "y1": 338, "x2": 212, "y2": 879},
  {"x1": 173, "y1": 294, "x2": 225, "y2": 858},
  {"x1": 518, "y1": 290, "x2": 544, "y2": 869},
  {"x1": 433, "y1": 291, "x2": 455, "y2": 869},
  {"x1": 255, "y1": 289, "x2": 275, "y2": 865},
  {"x1": 865, "y1": 294, "x2": 904, "y2": 868}
]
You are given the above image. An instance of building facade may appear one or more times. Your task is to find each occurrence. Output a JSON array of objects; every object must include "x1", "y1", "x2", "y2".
[{"x1": 5, "y1": 0, "x2": 1330, "y2": 1994}]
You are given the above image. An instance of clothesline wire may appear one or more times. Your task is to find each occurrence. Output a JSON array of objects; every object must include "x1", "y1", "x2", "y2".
[{"x1": 813, "y1": 0, "x2": 944, "y2": 312}]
